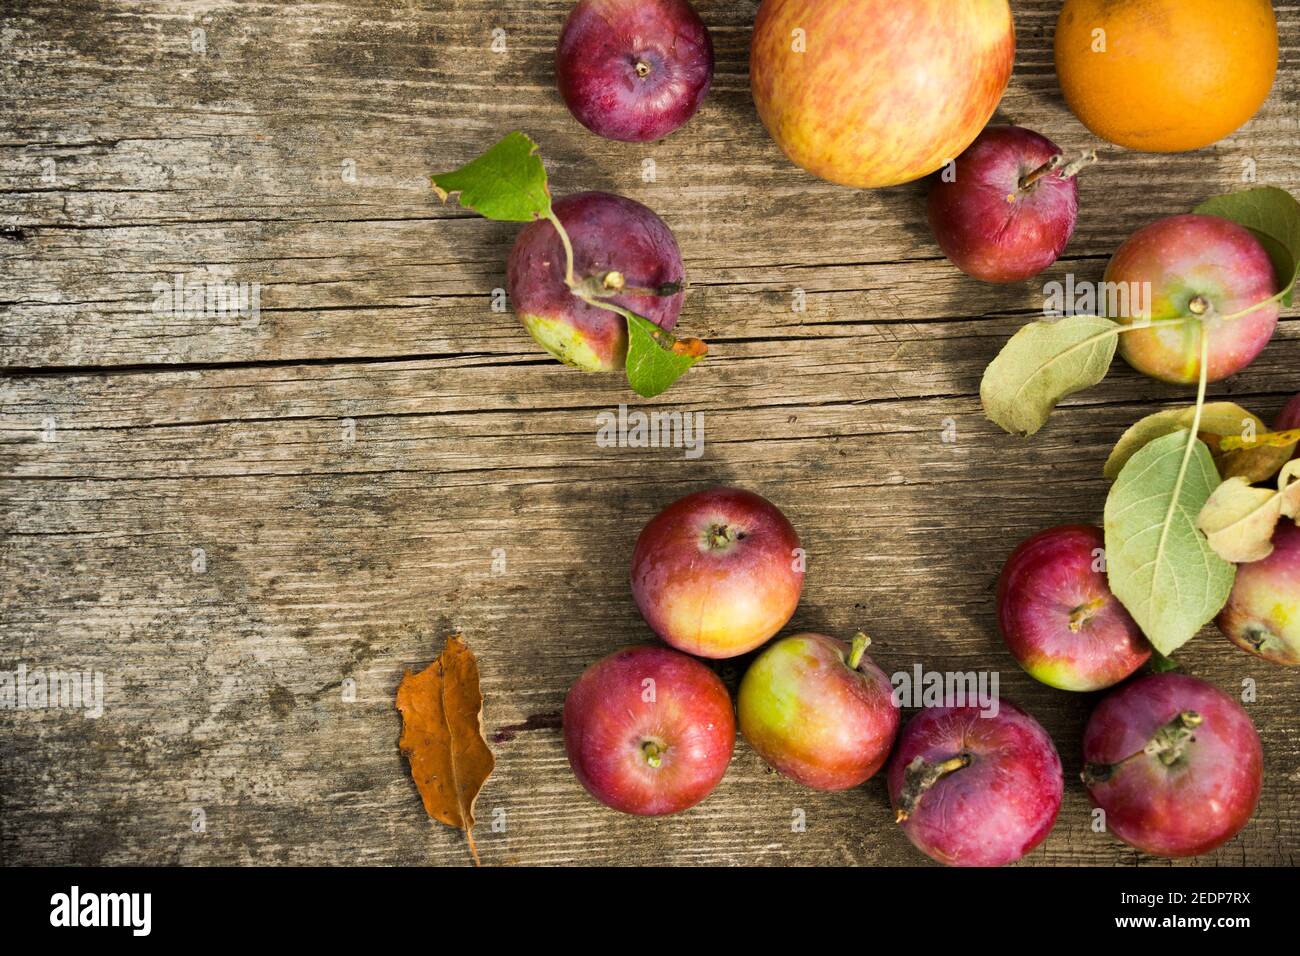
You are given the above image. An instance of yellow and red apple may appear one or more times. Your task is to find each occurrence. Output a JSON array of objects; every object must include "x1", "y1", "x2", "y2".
[{"x1": 750, "y1": 0, "x2": 1015, "y2": 188}]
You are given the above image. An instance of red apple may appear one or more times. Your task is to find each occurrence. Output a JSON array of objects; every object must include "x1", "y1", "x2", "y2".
[
  {"x1": 751, "y1": 0, "x2": 1015, "y2": 188},
  {"x1": 556, "y1": 0, "x2": 714, "y2": 142},
  {"x1": 507, "y1": 191, "x2": 684, "y2": 371},
  {"x1": 997, "y1": 525, "x2": 1151, "y2": 691},
  {"x1": 1105, "y1": 214, "x2": 1279, "y2": 385},
  {"x1": 737, "y1": 632, "x2": 899, "y2": 790},
  {"x1": 1082, "y1": 673, "x2": 1263, "y2": 857},
  {"x1": 1278, "y1": 393, "x2": 1300, "y2": 431},
  {"x1": 887, "y1": 701, "x2": 1063, "y2": 866},
  {"x1": 563, "y1": 645, "x2": 735, "y2": 815},
  {"x1": 928, "y1": 127, "x2": 1085, "y2": 283},
  {"x1": 1217, "y1": 519, "x2": 1300, "y2": 666},
  {"x1": 631, "y1": 487, "x2": 804, "y2": 659}
]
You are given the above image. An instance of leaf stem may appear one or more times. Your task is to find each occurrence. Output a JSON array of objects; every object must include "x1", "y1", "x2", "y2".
[
  {"x1": 1150, "y1": 325, "x2": 1212, "y2": 609},
  {"x1": 546, "y1": 209, "x2": 577, "y2": 289},
  {"x1": 1217, "y1": 285, "x2": 1293, "y2": 324}
]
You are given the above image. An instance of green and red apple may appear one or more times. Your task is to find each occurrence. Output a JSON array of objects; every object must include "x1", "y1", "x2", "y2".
[
  {"x1": 738, "y1": 632, "x2": 899, "y2": 790},
  {"x1": 1105, "y1": 214, "x2": 1280, "y2": 385},
  {"x1": 631, "y1": 487, "x2": 803, "y2": 659}
]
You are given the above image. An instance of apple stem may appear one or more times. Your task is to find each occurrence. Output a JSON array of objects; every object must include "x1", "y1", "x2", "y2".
[
  {"x1": 847, "y1": 632, "x2": 871, "y2": 670},
  {"x1": 572, "y1": 271, "x2": 683, "y2": 301},
  {"x1": 1059, "y1": 149, "x2": 1098, "y2": 180},
  {"x1": 635, "y1": 59, "x2": 652, "y2": 78},
  {"x1": 708, "y1": 524, "x2": 735, "y2": 549},
  {"x1": 895, "y1": 752, "x2": 972, "y2": 822},
  {"x1": 1068, "y1": 598, "x2": 1107, "y2": 633},
  {"x1": 1082, "y1": 710, "x2": 1203, "y2": 786},
  {"x1": 1188, "y1": 295, "x2": 1211, "y2": 316},
  {"x1": 642, "y1": 741, "x2": 663, "y2": 768},
  {"x1": 1143, "y1": 710, "x2": 1203, "y2": 765},
  {"x1": 1018, "y1": 154, "x2": 1065, "y2": 191}
]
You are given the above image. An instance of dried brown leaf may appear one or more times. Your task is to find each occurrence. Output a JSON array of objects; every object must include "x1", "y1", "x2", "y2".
[
  {"x1": 1197, "y1": 462, "x2": 1300, "y2": 564},
  {"x1": 396, "y1": 635, "x2": 495, "y2": 864}
]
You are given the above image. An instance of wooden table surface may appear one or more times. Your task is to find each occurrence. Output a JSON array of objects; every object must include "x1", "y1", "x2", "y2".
[{"x1": 2, "y1": 0, "x2": 1297, "y2": 867}]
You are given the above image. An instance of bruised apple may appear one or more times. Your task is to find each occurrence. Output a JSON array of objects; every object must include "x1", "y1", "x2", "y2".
[
  {"x1": 751, "y1": 0, "x2": 1015, "y2": 188},
  {"x1": 507, "y1": 191, "x2": 685, "y2": 371},
  {"x1": 738, "y1": 632, "x2": 899, "y2": 790},
  {"x1": 887, "y1": 702, "x2": 1063, "y2": 866},
  {"x1": 564, "y1": 645, "x2": 735, "y2": 815},
  {"x1": 631, "y1": 487, "x2": 803, "y2": 659},
  {"x1": 1082, "y1": 674, "x2": 1263, "y2": 857}
]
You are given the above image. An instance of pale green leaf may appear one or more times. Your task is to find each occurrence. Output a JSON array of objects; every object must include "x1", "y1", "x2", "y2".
[
  {"x1": 1104, "y1": 430, "x2": 1236, "y2": 657},
  {"x1": 981, "y1": 315, "x2": 1119, "y2": 436}
]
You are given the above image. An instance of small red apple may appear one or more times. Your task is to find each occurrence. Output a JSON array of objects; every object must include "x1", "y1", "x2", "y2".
[
  {"x1": 737, "y1": 632, "x2": 899, "y2": 790},
  {"x1": 1106, "y1": 214, "x2": 1279, "y2": 385},
  {"x1": 887, "y1": 701, "x2": 1063, "y2": 867},
  {"x1": 1082, "y1": 673, "x2": 1263, "y2": 857},
  {"x1": 928, "y1": 126, "x2": 1087, "y2": 283},
  {"x1": 563, "y1": 645, "x2": 735, "y2": 816},
  {"x1": 997, "y1": 525, "x2": 1151, "y2": 691},
  {"x1": 556, "y1": 0, "x2": 714, "y2": 142},
  {"x1": 631, "y1": 487, "x2": 804, "y2": 659}
]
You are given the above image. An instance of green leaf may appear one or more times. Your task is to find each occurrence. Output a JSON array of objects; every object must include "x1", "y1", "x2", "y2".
[
  {"x1": 1148, "y1": 650, "x2": 1179, "y2": 674},
  {"x1": 1195, "y1": 186, "x2": 1300, "y2": 306},
  {"x1": 980, "y1": 315, "x2": 1120, "y2": 436},
  {"x1": 432, "y1": 131, "x2": 552, "y2": 222},
  {"x1": 1104, "y1": 430, "x2": 1236, "y2": 657},
  {"x1": 624, "y1": 312, "x2": 706, "y2": 399}
]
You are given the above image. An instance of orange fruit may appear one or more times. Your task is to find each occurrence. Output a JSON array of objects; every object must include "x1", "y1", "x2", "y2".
[{"x1": 1055, "y1": 0, "x2": 1277, "y2": 152}]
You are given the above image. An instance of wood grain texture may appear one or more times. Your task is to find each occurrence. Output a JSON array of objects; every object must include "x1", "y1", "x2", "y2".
[{"x1": 1, "y1": 0, "x2": 1297, "y2": 866}]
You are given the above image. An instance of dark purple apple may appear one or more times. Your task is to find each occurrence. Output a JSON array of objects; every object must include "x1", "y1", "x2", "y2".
[
  {"x1": 1217, "y1": 519, "x2": 1300, "y2": 666},
  {"x1": 928, "y1": 126, "x2": 1085, "y2": 283},
  {"x1": 563, "y1": 644, "x2": 735, "y2": 816},
  {"x1": 997, "y1": 524, "x2": 1151, "y2": 691},
  {"x1": 556, "y1": 0, "x2": 714, "y2": 142},
  {"x1": 887, "y1": 702, "x2": 1063, "y2": 867},
  {"x1": 507, "y1": 191, "x2": 684, "y2": 371},
  {"x1": 737, "y1": 632, "x2": 900, "y2": 790},
  {"x1": 1082, "y1": 673, "x2": 1263, "y2": 857},
  {"x1": 631, "y1": 486, "x2": 804, "y2": 659}
]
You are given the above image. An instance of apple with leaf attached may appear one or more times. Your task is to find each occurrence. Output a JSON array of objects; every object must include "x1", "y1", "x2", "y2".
[{"x1": 433, "y1": 132, "x2": 706, "y2": 397}]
